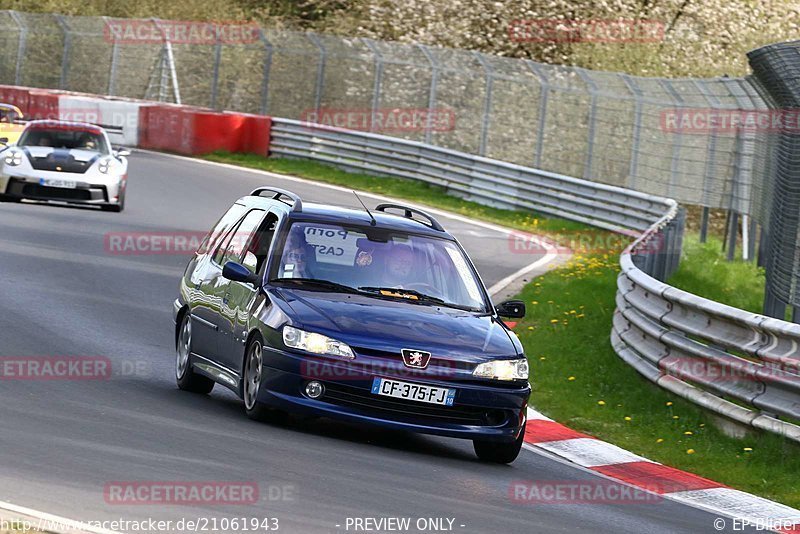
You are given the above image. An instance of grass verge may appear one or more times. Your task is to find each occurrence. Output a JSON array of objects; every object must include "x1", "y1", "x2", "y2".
[{"x1": 204, "y1": 151, "x2": 800, "y2": 508}]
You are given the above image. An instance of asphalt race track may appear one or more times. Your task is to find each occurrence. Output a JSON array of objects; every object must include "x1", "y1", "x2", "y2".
[{"x1": 0, "y1": 151, "x2": 750, "y2": 533}]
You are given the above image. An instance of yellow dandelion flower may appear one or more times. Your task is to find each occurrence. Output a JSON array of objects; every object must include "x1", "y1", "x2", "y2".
[
  {"x1": 666, "y1": 402, "x2": 673, "y2": 406},
  {"x1": 624, "y1": 416, "x2": 632, "y2": 421},
  {"x1": 686, "y1": 449, "x2": 695, "y2": 454},
  {"x1": 597, "y1": 400, "x2": 606, "y2": 406},
  {"x1": 568, "y1": 376, "x2": 575, "y2": 381},
  {"x1": 656, "y1": 438, "x2": 664, "y2": 443},
  {"x1": 684, "y1": 431, "x2": 693, "y2": 436}
]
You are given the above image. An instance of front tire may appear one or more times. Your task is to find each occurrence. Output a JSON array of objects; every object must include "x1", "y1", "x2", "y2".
[
  {"x1": 473, "y1": 422, "x2": 525, "y2": 464},
  {"x1": 175, "y1": 313, "x2": 214, "y2": 394},
  {"x1": 243, "y1": 336, "x2": 284, "y2": 422}
]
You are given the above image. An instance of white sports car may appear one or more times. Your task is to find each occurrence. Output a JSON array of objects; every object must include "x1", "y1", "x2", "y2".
[{"x1": 0, "y1": 120, "x2": 130, "y2": 212}]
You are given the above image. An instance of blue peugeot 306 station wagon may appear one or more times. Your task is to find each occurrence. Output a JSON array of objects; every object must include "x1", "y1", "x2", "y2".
[{"x1": 173, "y1": 187, "x2": 530, "y2": 463}]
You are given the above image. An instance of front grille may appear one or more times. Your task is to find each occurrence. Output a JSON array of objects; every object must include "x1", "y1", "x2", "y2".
[
  {"x1": 321, "y1": 381, "x2": 508, "y2": 426},
  {"x1": 26, "y1": 151, "x2": 96, "y2": 174},
  {"x1": 21, "y1": 183, "x2": 92, "y2": 200}
]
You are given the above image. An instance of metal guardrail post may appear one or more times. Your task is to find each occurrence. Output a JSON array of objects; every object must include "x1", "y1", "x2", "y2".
[
  {"x1": 306, "y1": 33, "x2": 326, "y2": 115},
  {"x1": 417, "y1": 44, "x2": 439, "y2": 146},
  {"x1": 55, "y1": 15, "x2": 71, "y2": 90},
  {"x1": 9, "y1": 11, "x2": 27, "y2": 86},
  {"x1": 525, "y1": 60, "x2": 549, "y2": 169}
]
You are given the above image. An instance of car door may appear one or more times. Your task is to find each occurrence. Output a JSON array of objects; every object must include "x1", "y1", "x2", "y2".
[
  {"x1": 188, "y1": 203, "x2": 247, "y2": 358},
  {"x1": 217, "y1": 209, "x2": 274, "y2": 371}
]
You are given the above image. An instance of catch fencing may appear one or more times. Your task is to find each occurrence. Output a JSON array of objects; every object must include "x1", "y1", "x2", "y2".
[{"x1": 1, "y1": 11, "x2": 799, "y2": 441}]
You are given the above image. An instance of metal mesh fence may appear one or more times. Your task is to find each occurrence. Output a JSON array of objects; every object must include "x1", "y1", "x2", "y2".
[
  {"x1": 748, "y1": 41, "x2": 800, "y2": 315},
  {"x1": 0, "y1": 10, "x2": 772, "y2": 222}
]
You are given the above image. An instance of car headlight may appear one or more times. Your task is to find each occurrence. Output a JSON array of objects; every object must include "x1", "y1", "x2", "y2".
[
  {"x1": 98, "y1": 158, "x2": 112, "y2": 174},
  {"x1": 4, "y1": 151, "x2": 22, "y2": 166},
  {"x1": 282, "y1": 326, "x2": 355, "y2": 359},
  {"x1": 473, "y1": 358, "x2": 529, "y2": 381}
]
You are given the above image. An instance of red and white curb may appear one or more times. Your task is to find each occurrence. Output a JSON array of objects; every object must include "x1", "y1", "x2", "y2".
[{"x1": 523, "y1": 407, "x2": 800, "y2": 533}]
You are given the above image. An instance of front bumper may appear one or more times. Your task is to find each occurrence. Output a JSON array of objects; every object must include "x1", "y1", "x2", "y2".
[
  {"x1": 257, "y1": 346, "x2": 530, "y2": 442},
  {"x1": 3, "y1": 176, "x2": 111, "y2": 204}
]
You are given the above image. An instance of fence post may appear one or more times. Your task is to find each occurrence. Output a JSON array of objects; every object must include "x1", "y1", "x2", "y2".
[
  {"x1": 575, "y1": 68, "x2": 598, "y2": 181},
  {"x1": 620, "y1": 74, "x2": 643, "y2": 190},
  {"x1": 210, "y1": 28, "x2": 222, "y2": 109},
  {"x1": 361, "y1": 38, "x2": 383, "y2": 134},
  {"x1": 659, "y1": 79, "x2": 684, "y2": 200},
  {"x1": 472, "y1": 52, "x2": 493, "y2": 157},
  {"x1": 55, "y1": 15, "x2": 71, "y2": 90},
  {"x1": 9, "y1": 11, "x2": 27, "y2": 86},
  {"x1": 103, "y1": 16, "x2": 120, "y2": 96},
  {"x1": 306, "y1": 33, "x2": 326, "y2": 115},
  {"x1": 525, "y1": 60, "x2": 549, "y2": 169},
  {"x1": 699, "y1": 207, "x2": 710, "y2": 242},
  {"x1": 258, "y1": 29, "x2": 272, "y2": 115},
  {"x1": 417, "y1": 44, "x2": 439, "y2": 146}
]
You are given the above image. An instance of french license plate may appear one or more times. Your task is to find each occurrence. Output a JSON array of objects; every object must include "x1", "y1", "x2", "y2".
[
  {"x1": 40, "y1": 178, "x2": 76, "y2": 189},
  {"x1": 371, "y1": 377, "x2": 455, "y2": 406}
]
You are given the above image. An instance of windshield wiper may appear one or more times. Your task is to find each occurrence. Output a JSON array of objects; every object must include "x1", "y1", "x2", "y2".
[{"x1": 271, "y1": 278, "x2": 361, "y2": 294}]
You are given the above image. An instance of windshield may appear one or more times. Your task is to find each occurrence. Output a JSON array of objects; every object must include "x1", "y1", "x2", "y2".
[
  {"x1": 18, "y1": 127, "x2": 109, "y2": 154},
  {"x1": 271, "y1": 221, "x2": 488, "y2": 311},
  {"x1": 0, "y1": 108, "x2": 19, "y2": 123}
]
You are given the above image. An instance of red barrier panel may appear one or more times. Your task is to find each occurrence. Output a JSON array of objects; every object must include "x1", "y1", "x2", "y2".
[
  {"x1": 27, "y1": 91, "x2": 60, "y2": 120},
  {"x1": 0, "y1": 86, "x2": 31, "y2": 114},
  {"x1": 138, "y1": 105, "x2": 271, "y2": 156}
]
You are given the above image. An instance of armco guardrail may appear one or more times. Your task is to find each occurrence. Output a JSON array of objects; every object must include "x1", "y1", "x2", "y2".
[{"x1": 271, "y1": 117, "x2": 800, "y2": 443}]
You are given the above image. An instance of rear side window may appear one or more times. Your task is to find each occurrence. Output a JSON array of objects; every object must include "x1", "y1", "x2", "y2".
[
  {"x1": 221, "y1": 210, "x2": 266, "y2": 266},
  {"x1": 197, "y1": 203, "x2": 247, "y2": 255}
]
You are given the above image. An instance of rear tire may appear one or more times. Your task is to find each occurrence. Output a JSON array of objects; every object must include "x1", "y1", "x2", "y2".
[
  {"x1": 473, "y1": 422, "x2": 525, "y2": 464},
  {"x1": 175, "y1": 313, "x2": 215, "y2": 394}
]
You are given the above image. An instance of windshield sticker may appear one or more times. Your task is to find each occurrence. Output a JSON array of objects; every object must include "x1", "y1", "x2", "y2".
[
  {"x1": 445, "y1": 247, "x2": 482, "y2": 302},
  {"x1": 356, "y1": 250, "x2": 373, "y2": 267}
]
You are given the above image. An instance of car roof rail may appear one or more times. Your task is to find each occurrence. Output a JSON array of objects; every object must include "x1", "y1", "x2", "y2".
[
  {"x1": 374, "y1": 203, "x2": 445, "y2": 232},
  {"x1": 250, "y1": 186, "x2": 303, "y2": 212}
]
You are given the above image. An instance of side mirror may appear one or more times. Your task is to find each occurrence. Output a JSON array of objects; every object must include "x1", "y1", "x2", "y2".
[
  {"x1": 222, "y1": 261, "x2": 259, "y2": 285},
  {"x1": 496, "y1": 299, "x2": 526, "y2": 318},
  {"x1": 114, "y1": 147, "x2": 131, "y2": 158},
  {"x1": 0, "y1": 137, "x2": 8, "y2": 145}
]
